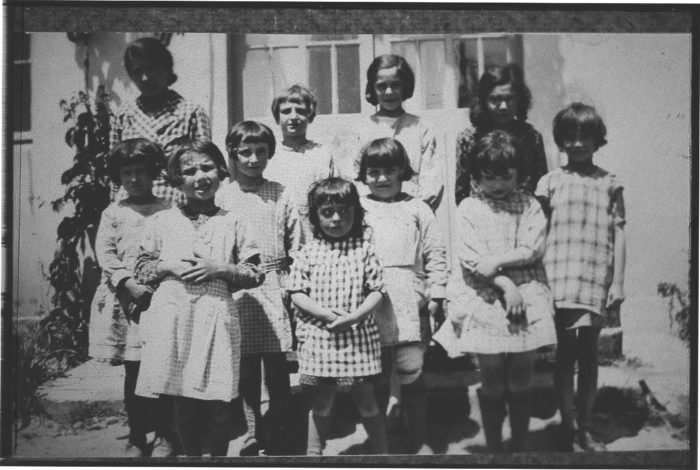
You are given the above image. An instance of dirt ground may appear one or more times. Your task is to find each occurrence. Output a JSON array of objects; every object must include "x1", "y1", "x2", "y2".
[{"x1": 11, "y1": 356, "x2": 690, "y2": 462}]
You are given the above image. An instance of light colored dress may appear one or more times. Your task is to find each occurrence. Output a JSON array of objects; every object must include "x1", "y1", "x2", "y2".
[
  {"x1": 263, "y1": 140, "x2": 337, "y2": 254},
  {"x1": 89, "y1": 198, "x2": 171, "y2": 362},
  {"x1": 216, "y1": 180, "x2": 293, "y2": 355},
  {"x1": 110, "y1": 89, "x2": 211, "y2": 206},
  {"x1": 443, "y1": 189, "x2": 556, "y2": 354},
  {"x1": 338, "y1": 113, "x2": 444, "y2": 211},
  {"x1": 535, "y1": 165, "x2": 625, "y2": 325},
  {"x1": 135, "y1": 207, "x2": 259, "y2": 402},
  {"x1": 361, "y1": 194, "x2": 447, "y2": 345},
  {"x1": 286, "y1": 228, "x2": 384, "y2": 378}
]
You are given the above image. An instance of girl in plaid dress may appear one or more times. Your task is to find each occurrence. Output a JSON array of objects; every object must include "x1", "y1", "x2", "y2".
[
  {"x1": 440, "y1": 130, "x2": 556, "y2": 452},
  {"x1": 216, "y1": 121, "x2": 294, "y2": 456},
  {"x1": 455, "y1": 64, "x2": 548, "y2": 205},
  {"x1": 134, "y1": 141, "x2": 264, "y2": 456},
  {"x1": 89, "y1": 139, "x2": 171, "y2": 457},
  {"x1": 536, "y1": 104, "x2": 626, "y2": 452},
  {"x1": 111, "y1": 37, "x2": 211, "y2": 207},
  {"x1": 358, "y1": 138, "x2": 448, "y2": 454},
  {"x1": 287, "y1": 177, "x2": 387, "y2": 455}
]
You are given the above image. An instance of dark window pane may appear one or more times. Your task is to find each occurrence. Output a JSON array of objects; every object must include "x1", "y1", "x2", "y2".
[
  {"x1": 336, "y1": 45, "x2": 360, "y2": 114},
  {"x1": 457, "y1": 39, "x2": 479, "y2": 108},
  {"x1": 13, "y1": 33, "x2": 30, "y2": 61},
  {"x1": 12, "y1": 63, "x2": 30, "y2": 132},
  {"x1": 308, "y1": 46, "x2": 332, "y2": 115}
]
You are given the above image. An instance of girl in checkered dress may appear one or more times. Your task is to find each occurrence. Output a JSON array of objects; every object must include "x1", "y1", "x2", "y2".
[
  {"x1": 287, "y1": 177, "x2": 388, "y2": 455},
  {"x1": 216, "y1": 121, "x2": 294, "y2": 456},
  {"x1": 111, "y1": 37, "x2": 211, "y2": 207},
  {"x1": 358, "y1": 138, "x2": 448, "y2": 454},
  {"x1": 88, "y1": 138, "x2": 171, "y2": 457},
  {"x1": 134, "y1": 141, "x2": 264, "y2": 456},
  {"x1": 441, "y1": 130, "x2": 556, "y2": 453},
  {"x1": 536, "y1": 104, "x2": 626, "y2": 452}
]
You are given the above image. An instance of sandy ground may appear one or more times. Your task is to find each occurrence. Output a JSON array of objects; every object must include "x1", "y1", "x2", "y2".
[{"x1": 11, "y1": 298, "x2": 692, "y2": 462}]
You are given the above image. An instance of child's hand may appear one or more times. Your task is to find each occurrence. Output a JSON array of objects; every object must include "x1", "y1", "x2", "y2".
[
  {"x1": 606, "y1": 283, "x2": 625, "y2": 309},
  {"x1": 180, "y1": 255, "x2": 226, "y2": 283},
  {"x1": 501, "y1": 283, "x2": 525, "y2": 317},
  {"x1": 474, "y1": 256, "x2": 501, "y2": 278},
  {"x1": 326, "y1": 314, "x2": 357, "y2": 333},
  {"x1": 159, "y1": 259, "x2": 196, "y2": 278},
  {"x1": 123, "y1": 278, "x2": 153, "y2": 302}
]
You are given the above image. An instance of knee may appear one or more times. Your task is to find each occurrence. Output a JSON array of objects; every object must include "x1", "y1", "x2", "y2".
[
  {"x1": 394, "y1": 344, "x2": 425, "y2": 386},
  {"x1": 397, "y1": 367, "x2": 422, "y2": 386}
]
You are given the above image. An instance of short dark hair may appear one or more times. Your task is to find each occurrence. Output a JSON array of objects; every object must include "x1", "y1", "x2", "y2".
[
  {"x1": 552, "y1": 103, "x2": 608, "y2": 149},
  {"x1": 225, "y1": 121, "x2": 276, "y2": 160},
  {"x1": 307, "y1": 177, "x2": 365, "y2": 240},
  {"x1": 107, "y1": 138, "x2": 165, "y2": 185},
  {"x1": 356, "y1": 138, "x2": 416, "y2": 183},
  {"x1": 271, "y1": 84, "x2": 317, "y2": 124},
  {"x1": 124, "y1": 37, "x2": 177, "y2": 87},
  {"x1": 166, "y1": 140, "x2": 229, "y2": 187},
  {"x1": 364, "y1": 55, "x2": 415, "y2": 106},
  {"x1": 470, "y1": 63, "x2": 532, "y2": 129},
  {"x1": 469, "y1": 130, "x2": 529, "y2": 184}
]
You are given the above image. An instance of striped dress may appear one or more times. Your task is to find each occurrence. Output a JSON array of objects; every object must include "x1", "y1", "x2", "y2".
[
  {"x1": 216, "y1": 180, "x2": 293, "y2": 355},
  {"x1": 286, "y1": 228, "x2": 384, "y2": 380}
]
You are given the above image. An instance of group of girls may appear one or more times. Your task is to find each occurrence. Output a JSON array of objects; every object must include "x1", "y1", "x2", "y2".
[{"x1": 88, "y1": 36, "x2": 626, "y2": 458}]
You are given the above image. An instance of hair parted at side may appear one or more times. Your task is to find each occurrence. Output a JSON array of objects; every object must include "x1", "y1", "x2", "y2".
[
  {"x1": 225, "y1": 121, "x2": 276, "y2": 160},
  {"x1": 470, "y1": 63, "x2": 532, "y2": 129},
  {"x1": 307, "y1": 177, "x2": 365, "y2": 240},
  {"x1": 166, "y1": 140, "x2": 229, "y2": 187},
  {"x1": 271, "y1": 84, "x2": 318, "y2": 124},
  {"x1": 552, "y1": 102, "x2": 608, "y2": 149},
  {"x1": 356, "y1": 137, "x2": 416, "y2": 183},
  {"x1": 365, "y1": 55, "x2": 415, "y2": 106},
  {"x1": 124, "y1": 37, "x2": 177, "y2": 86},
  {"x1": 107, "y1": 138, "x2": 165, "y2": 185},
  {"x1": 469, "y1": 129, "x2": 529, "y2": 184}
]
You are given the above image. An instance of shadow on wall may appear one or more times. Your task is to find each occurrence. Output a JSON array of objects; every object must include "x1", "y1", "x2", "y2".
[{"x1": 69, "y1": 32, "x2": 179, "y2": 109}]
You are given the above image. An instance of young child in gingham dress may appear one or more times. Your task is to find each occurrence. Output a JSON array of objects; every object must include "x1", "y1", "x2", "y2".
[
  {"x1": 216, "y1": 121, "x2": 294, "y2": 456},
  {"x1": 536, "y1": 103, "x2": 626, "y2": 452},
  {"x1": 437, "y1": 130, "x2": 556, "y2": 453},
  {"x1": 111, "y1": 37, "x2": 211, "y2": 207},
  {"x1": 287, "y1": 177, "x2": 387, "y2": 455},
  {"x1": 134, "y1": 141, "x2": 264, "y2": 457}
]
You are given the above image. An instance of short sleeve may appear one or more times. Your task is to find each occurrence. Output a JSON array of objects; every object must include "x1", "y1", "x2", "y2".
[
  {"x1": 363, "y1": 235, "x2": 385, "y2": 295},
  {"x1": 454, "y1": 199, "x2": 488, "y2": 271},
  {"x1": 516, "y1": 197, "x2": 548, "y2": 258},
  {"x1": 286, "y1": 245, "x2": 312, "y2": 295}
]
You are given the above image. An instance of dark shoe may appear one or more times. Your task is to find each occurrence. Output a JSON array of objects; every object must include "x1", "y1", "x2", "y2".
[
  {"x1": 477, "y1": 388, "x2": 506, "y2": 453},
  {"x1": 240, "y1": 436, "x2": 261, "y2": 456},
  {"x1": 574, "y1": 428, "x2": 606, "y2": 452},
  {"x1": 150, "y1": 437, "x2": 176, "y2": 457}
]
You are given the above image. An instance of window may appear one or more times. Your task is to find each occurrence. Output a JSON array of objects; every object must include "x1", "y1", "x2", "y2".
[
  {"x1": 12, "y1": 33, "x2": 31, "y2": 139},
  {"x1": 379, "y1": 34, "x2": 523, "y2": 110},
  {"x1": 238, "y1": 34, "x2": 373, "y2": 119}
]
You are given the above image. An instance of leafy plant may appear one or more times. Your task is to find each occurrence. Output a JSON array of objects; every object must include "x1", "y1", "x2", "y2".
[
  {"x1": 657, "y1": 282, "x2": 690, "y2": 345},
  {"x1": 47, "y1": 85, "x2": 113, "y2": 361}
]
